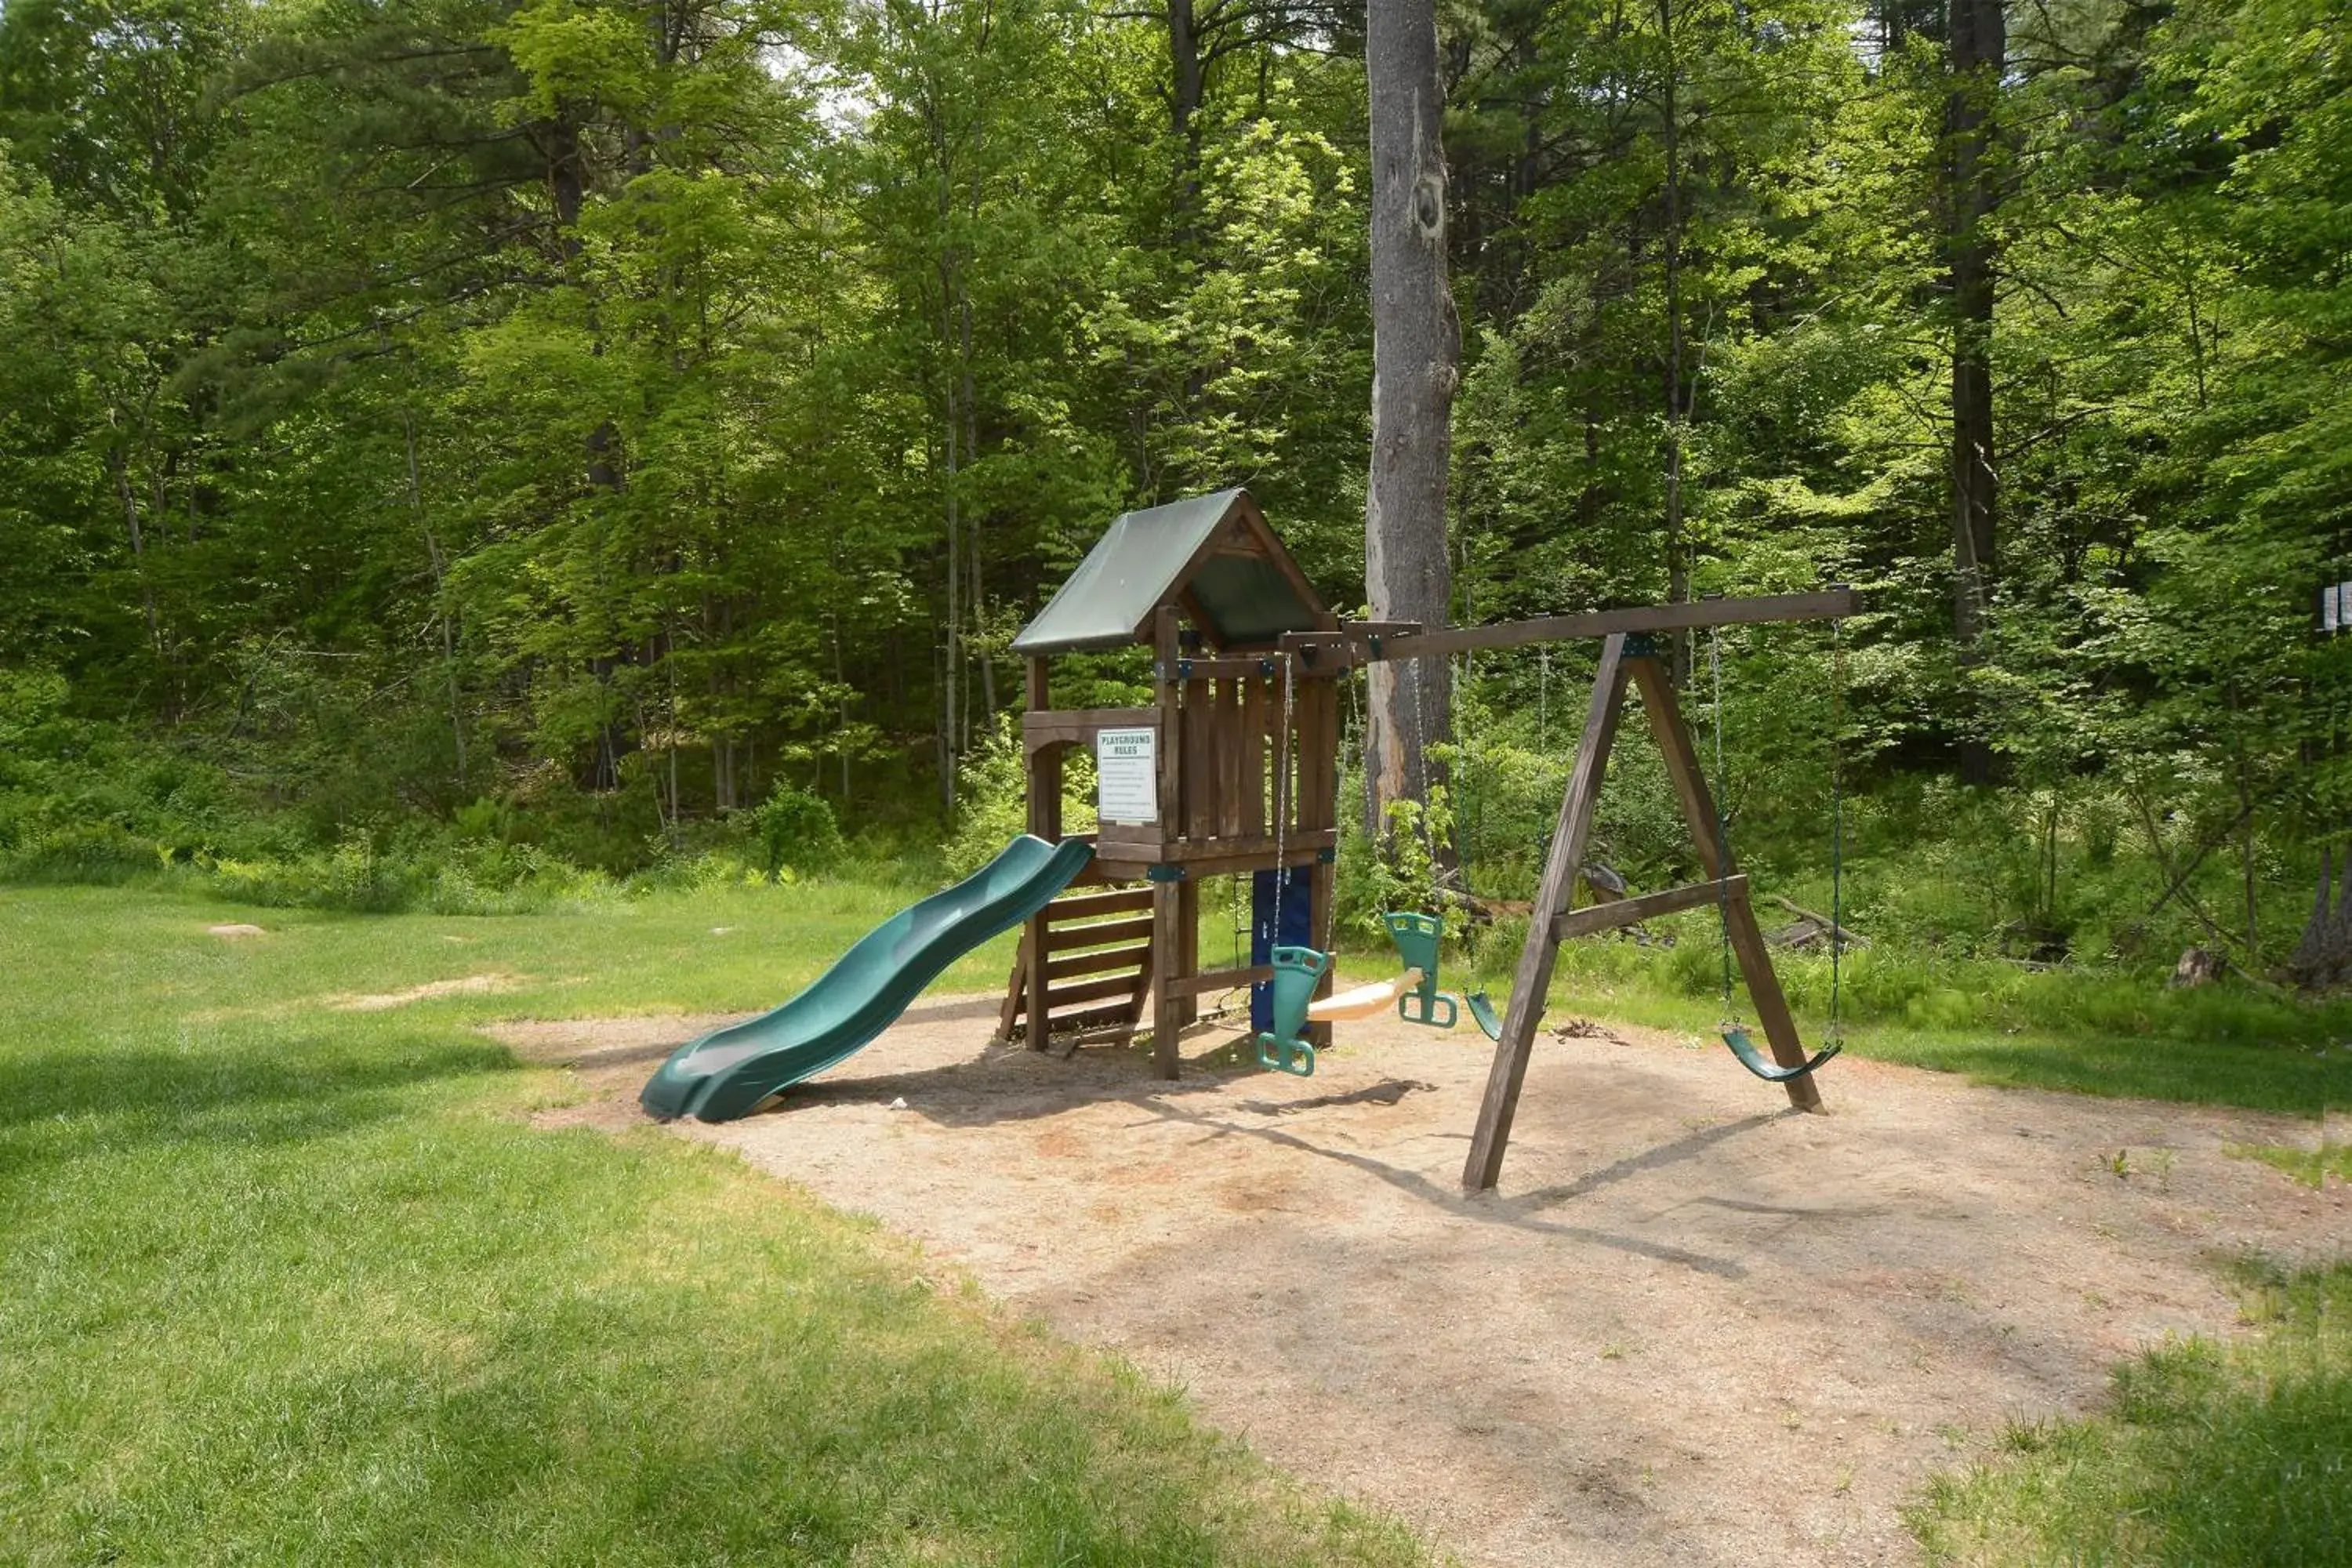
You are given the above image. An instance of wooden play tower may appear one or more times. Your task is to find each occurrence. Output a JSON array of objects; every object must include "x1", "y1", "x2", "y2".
[{"x1": 1001, "y1": 488, "x2": 1346, "y2": 1076}]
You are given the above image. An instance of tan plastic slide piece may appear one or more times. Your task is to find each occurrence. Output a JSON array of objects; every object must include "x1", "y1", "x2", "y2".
[{"x1": 1306, "y1": 968, "x2": 1425, "y2": 1023}]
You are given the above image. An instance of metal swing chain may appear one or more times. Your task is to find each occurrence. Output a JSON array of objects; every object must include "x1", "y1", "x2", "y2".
[
  {"x1": 1829, "y1": 615, "x2": 1847, "y2": 1045},
  {"x1": 1405, "y1": 652, "x2": 1439, "y2": 887},
  {"x1": 1271, "y1": 649, "x2": 1296, "y2": 946},
  {"x1": 1711, "y1": 626, "x2": 1735, "y2": 1018}
]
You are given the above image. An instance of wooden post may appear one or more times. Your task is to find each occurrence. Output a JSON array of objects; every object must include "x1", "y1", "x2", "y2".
[
  {"x1": 1307, "y1": 673, "x2": 1338, "y2": 1033},
  {"x1": 1152, "y1": 608, "x2": 1185, "y2": 1077},
  {"x1": 1464, "y1": 634, "x2": 1632, "y2": 1192},
  {"x1": 1174, "y1": 880, "x2": 1200, "y2": 1025},
  {"x1": 1022, "y1": 656, "x2": 1058, "y2": 1049},
  {"x1": 1626, "y1": 656, "x2": 1823, "y2": 1112}
]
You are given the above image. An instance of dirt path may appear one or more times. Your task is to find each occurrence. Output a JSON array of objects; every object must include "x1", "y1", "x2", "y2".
[{"x1": 498, "y1": 996, "x2": 2347, "y2": 1567}]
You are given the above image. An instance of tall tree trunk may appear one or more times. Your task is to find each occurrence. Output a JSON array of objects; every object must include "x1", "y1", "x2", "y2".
[
  {"x1": 1659, "y1": 0, "x2": 1691, "y2": 684},
  {"x1": 1947, "y1": 0, "x2": 2002, "y2": 786},
  {"x1": 405, "y1": 406, "x2": 466, "y2": 795},
  {"x1": 550, "y1": 112, "x2": 630, "y2": 789},
  {"x1": 1163, "y1": 0, "x2": 1213, "y2": 423},
  {"x1": 108, "y1": 445, "x2": 162, "y2": 655},
  {"x1": 1364, "y1": 0, "x2": 1461, "y2": 854},
  {"x1": 963, "y1": 291, "x2": 993, "y2": 726},
  {"x1": 938, "y1": 254, "x2": 962, "y2": 816},
  {"x1": 1167, "y1": 0, "x2": 1205, "y2": 238}
]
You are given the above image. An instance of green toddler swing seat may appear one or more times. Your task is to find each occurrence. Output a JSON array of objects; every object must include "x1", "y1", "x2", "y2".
[
  {"x1": 1382, "y1": 911, "x2": 1505, "y2": 1040},
  {"x1": 1254, "y1": 946, "x2": 1330, "y2": 1076}
]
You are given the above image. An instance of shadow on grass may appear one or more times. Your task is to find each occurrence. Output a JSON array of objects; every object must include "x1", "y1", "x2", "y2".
[{"x1": 0, "y1": 1028, "x2": 512, "y2": 1174}]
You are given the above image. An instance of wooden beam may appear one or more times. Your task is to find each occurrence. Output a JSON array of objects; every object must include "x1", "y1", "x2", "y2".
[
  {"x1": 1464, "y1": 634, "x2": 1633, "y2": 1193},
  {"x1": 999, "y1": 926, "x2": 1030, "y2": 1043},
  {"x1": 1022, "y1": 707, "x2": 1157, "y2": 749},
  {"x1": 1161, "y1": 964, "x2": 1273, "y2": 998},
  {"x1": 1095, "y1": 841, "x2": 1334, "y2": 883},
  {"x1": 1552, "y1": 875, "x2": 1747, "y2": 942},
  {"x1": 1024, "y1": 657, "x2": 1057, "y2": 1051},
  {"x1": 1152, "y1": 606, "x2": 1186, "y2": 1077},
  {"x1": 1149, "y1": 655, "x2": 1291, "y2": 681},
  {"x1": 1174, "y1": 879, "x2": 1201, "y2": 1025},
  {"x1": 1284, "y1": 589, "x2": 1861, "y2": 664},
  {"x1": 1156, "y1": 829, "x2": 1338, "y2": 864},
  {"x1": 1627, "y1": 656, "x2": 1821, "y2": 1110}
]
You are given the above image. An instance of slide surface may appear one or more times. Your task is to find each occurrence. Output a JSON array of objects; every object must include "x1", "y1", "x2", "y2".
[{"x1": 641, "y1": 835, "x2": 1094, "y2": 1123}]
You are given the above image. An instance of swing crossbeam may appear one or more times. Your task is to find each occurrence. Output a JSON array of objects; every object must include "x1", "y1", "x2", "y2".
[
  {"x1": 1281, "y1": 589, "x2": 1860, "y2": 666},
  {"x1": 1551, "y1": 876, "x2": 1745, "y2": 942}
]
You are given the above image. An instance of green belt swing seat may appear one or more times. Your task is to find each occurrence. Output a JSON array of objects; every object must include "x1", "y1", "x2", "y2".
[{"x1": 1254, "y1": 945, "x2": 1330, "y2": 1076}]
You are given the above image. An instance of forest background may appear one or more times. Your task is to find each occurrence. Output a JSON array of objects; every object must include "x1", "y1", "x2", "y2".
[{"x1": 2, "y1": 0, "x2": 2347, "y2": 998}]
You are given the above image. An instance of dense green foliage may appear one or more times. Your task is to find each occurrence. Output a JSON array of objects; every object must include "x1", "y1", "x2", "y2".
[
  {"x1": 1, "y1": 0, "x2": 2347, "y2": 977},
  {"x1": 1914, "y1": 1258, "x2": 2352, "y2": 1565},
  {"x1": 0, "y1": 884, "x2": 1429, "y2": 1563}
]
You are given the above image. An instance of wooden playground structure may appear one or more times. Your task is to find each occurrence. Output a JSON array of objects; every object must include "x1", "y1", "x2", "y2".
[{"x1": 1003, "y1": 488, "x2": 1859, "y2": 1189}]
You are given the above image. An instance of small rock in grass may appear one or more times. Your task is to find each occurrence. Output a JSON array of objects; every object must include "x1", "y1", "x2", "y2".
[
  {"x1": 208, "y1": 924, "x2": 267, "y2": 938},
  {"x1": 889, "y1": 1097, "x2": 909, "y2": 1110}
]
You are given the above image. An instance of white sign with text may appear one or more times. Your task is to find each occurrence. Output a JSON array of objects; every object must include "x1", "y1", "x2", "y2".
[{"x1": 1095, "y1": 728, "x2": 1158, "y2": 824}]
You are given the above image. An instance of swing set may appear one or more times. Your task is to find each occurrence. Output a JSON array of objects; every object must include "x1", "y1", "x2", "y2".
[{"x1": 1002, "y1": 488, "x2": 1858, "y2": 1189}]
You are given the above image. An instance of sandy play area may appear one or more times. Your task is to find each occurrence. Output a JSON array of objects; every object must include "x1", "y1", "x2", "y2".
[{"x1": 499, "y1": 990, "x2": 2347, "y2": 1566}]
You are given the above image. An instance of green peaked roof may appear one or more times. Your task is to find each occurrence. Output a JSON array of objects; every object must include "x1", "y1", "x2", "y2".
[{"x1": 1012, "y1": 488, "x2": 1332, "y2": 655}]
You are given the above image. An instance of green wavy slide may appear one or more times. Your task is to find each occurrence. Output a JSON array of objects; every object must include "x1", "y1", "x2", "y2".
[{"x1": 641, "y1": 835, "x2": 1095, "y2": 1123}]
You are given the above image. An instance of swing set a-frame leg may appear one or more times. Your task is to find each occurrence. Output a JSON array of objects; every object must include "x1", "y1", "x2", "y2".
[
  {"x1": 1462, "y1": 636, "x2": 1632, "y2": 1194},
  {"x1": 1627, "y1": 656, "x2": 1823, "y2": 1114},
  {"x1": 1461, "y1": 636, "x2": 1824, "y2": 1196}
]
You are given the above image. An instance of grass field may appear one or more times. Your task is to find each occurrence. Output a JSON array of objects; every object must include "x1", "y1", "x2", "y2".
[
  {"x1": 0, "y1": 884, "x2": 1427, "y2": 1565},
  {"x1": 6, "y1": 877, "x2": 2348, "y2": 1565},
  {"x1": 1912, "y1": 1260, "x2": 2352, "y2": 1565}
]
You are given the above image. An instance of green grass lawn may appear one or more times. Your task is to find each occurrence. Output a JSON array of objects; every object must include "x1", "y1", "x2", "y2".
[
  {"x1": 1911, "y1": 1260, "x2": 2352, "y2": 1566},
  {"x1": 0, "y1": 884, "x2": 1428, "y2": 1566}
]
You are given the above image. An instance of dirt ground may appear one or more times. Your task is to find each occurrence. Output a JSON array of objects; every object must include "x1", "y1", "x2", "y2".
[{"x1": 495, "y1": 990, "x2": 2348, "y2": 1567}]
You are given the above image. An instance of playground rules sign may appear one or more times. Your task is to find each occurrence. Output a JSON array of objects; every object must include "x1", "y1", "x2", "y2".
[{"x1": 1096, "y1": 728, "x2": 1158, "y2": 824}]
